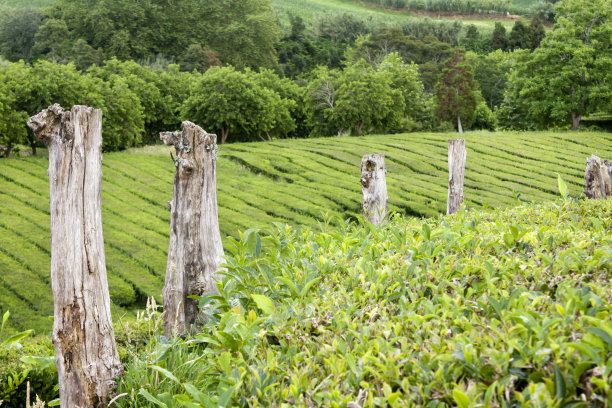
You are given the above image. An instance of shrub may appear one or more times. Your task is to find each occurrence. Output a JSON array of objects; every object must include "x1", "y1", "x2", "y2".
[{"x1": 114, "y1": 199, "x2": 612, "y2": 407}]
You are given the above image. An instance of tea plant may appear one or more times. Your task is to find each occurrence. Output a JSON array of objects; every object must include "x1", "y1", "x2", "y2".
[
  {"x1": 1, "y1": 131, "x2": 610, "y2": 334},
  {"x1": 115, "y1": 198, "x2": 612, "y2": 407}
]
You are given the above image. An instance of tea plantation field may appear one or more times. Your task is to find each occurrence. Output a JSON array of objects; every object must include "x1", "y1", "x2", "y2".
[
  {"x1": 0, "y1": 131, "x2": 610, "y2": 333},
  {"x1": 116, "y1": 198, "x2": 612, "y2": 406}
]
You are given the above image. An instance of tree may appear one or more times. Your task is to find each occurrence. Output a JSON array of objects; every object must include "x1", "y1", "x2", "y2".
[
  {"x1": 435, "y1": 50, "x2": 479, "y2": 133},
  {"x1": 204, "y1": 0, "x2": 280, "y2": 69},
  {"x1": 465, "y1": 50, "x2": 512, "y2": 110},
  {"x1": 0, "y1": 6, "x2": 42, "y2": 62},
  {"x1": 462, "y1": 24, "x2": 482, "y2": 53},
  {"x1": 508, "y1": 20, "x2": 532, "y2": 50},
  {"x1": 491, "y1": 22, "x2": 508, "y2": 50},
  {"x1": 0, "y1": 87, "x2": 28, "y2": 157},
  {"x1": 179, "y1": 44, "x2": 221, "y2": 73},
  {"x1": 252, "y1": 69, "x2": 300, "y2": 139},
  {"x1": 332, "y1": 59, "x2": 404, "y2": 136},
  {"x1": 45, "y1": 0, "x2": 280, "y2": 69},
  {"x1": 529, "y1": 15, "x2": 546, "y2": 49},
  {"x1": 348, "y1": 28, "x2": 454, "y2": 91},
  {"x1": 88, "y1": 59, "x2": 169, "y2": 144},
  {"x1": 502, "y1": 0, "x2": 611, "y2": 130},
  {"x1": 181, "y1": 66, "x2": 291, "y2": 143},
  {"x1": 32, "y1": 19, "x2": 71, "y2": 62},
  {"x1": 378, "y1": 52, "x2": 431, "y2": 130},
  {"x1": 0, "y1": 60, "x2": 145, "y2": 153},
  {"x1": 304, "y1": 66, "x2": 342, "y2": 137}
]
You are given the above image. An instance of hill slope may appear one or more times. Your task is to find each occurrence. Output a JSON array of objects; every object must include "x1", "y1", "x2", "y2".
[{"x1": 0, "y1": 131, "x2": 610, "y2": 332}]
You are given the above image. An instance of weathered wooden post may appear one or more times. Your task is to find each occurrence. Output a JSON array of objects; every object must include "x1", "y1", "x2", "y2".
[
  {"x1": 447, "y1": 139, "x2": 466, "y2": 215},
  {"x1": 161, "y1": 121, "x2": 224, "y2": 338},
  {"x1": 27, "y1": 104, "x2": 122, "y2": 407},
  {"x1": 585, "y1": 155, "x2": 612, "y2": 199},
  {"x1": 361, "y1": 154, "x2": 388, "y2": 225}
]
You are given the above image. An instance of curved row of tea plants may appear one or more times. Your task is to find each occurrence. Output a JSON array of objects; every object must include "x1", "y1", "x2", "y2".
[{"x1": 0, "y1": 131, "x2": 609, "y2": 333}]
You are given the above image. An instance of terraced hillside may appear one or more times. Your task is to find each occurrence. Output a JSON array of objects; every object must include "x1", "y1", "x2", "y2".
[{"x1": 0, "y1": 131, "x2": 610, "y2": 332}]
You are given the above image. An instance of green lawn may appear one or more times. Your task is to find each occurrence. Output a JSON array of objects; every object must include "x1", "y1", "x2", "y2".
[{"x1": 0, "y1": 131, "x2": 609, "y2": 333}]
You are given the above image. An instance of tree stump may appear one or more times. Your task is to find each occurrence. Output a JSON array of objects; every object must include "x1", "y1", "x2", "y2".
[
  {"x1": 447, "y1": 139, "x2": 466, "y2": 215},
  {"x1": 161, "y1": 121, "x2": 224, "y2": 338},
  {"x1": 361, "y1": 154, "x2": 388, "y2": 225},
  {"x1": 27, "y1": 104, "x2": 122, "y2": 408},
  {"x1": 585, "y1": 155, "x2": 612, "y2": 199}
]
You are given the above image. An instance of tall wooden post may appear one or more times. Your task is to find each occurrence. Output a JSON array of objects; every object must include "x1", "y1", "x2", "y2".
[
  {"x1": 27, "y1": 104, "x2": 122, "y2": 407},
  {"x1": 161, "y1": 121, "x2": 224, "y2": 338},
  {"x1": 361, "y1": 154, "x2": 388, "y2": 225},
  {"x1": 585, "y1": 155, "x2": 612, "y2": 199},
  {"x1": 447, "y1": 139, "x2": 466, "y2": 215}
]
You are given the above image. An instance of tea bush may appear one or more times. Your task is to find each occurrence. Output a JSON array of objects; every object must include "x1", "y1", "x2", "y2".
[
  {"x1": 0, "y1": 312, "x2": 56, "y2": 407},
  {"x1": 1, "y1": 131, "x2": 610, "y2": 334},
  {"x1": 115, "y1": 198, "x2": 612, "y2": 407}
]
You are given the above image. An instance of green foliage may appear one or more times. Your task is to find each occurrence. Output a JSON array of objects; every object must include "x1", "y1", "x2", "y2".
[
  {"x1": 303, "y1": 59, "x2": 409, "y2": 136},
  {"x1": 43, "y1": 0, "x2": 280, "y2": 70},
  {"x1": 378, "y1": 53, "x2": 432, "y2": 130},
  {"x1": 471, "y1": 101, "x2": 497, "y2": 130},
  {"x1": 500, "y1": 0, "x2": 612, "y2": 130},
  {"x1": 465, "y1": 50, "x2": 513, "y2": 110},
  {"x1": 491, "y1": 22, "x2": 508, "y2": 50},
  {"x1": 115, "y1": 199, "x2": 612, "y2": 406},
  {"x1": 0, "y1": 312, "x2": 56, "y2": 407},
  {"x1": 333, "y1": 59, "x2": 405, "y2": 136},
  {"x1": 557, "y1": 173, "x2": 569, "y2": 199},
  {"x1": 181, "y1": 66, "x2": 295, "y2": 144},
  {"x1": 0, "y1": 132, "x2": 610, "y2": 335},
  {"x1": 361, "y1": 0, "x2": 513, "y2": 13},
  {"x1": 0, "y1": 6, "x2": 42, "y2": 62},
  {"x1": 0, "y1": 86, "x2": 28, "y2": 157},
  {"x1": 348, "y1": 28, "x2": 455, "y2": 91},
  {"x1": 508, "y1": 20, "x2": 532, "y2": 50},
  {"x1": 435, "y1": 50, "x2": 479, "y2": 131}
]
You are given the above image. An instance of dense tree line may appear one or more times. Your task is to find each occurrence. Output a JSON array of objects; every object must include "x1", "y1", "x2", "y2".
[
  {"x1": 361, "y1": 0, "x2": 511, "y2": 14},
  {"x1": 462, "y1": 17, "x2": 546, "y2": 54},
  {"x1": 0, "y1": 0, "x2": 609, "y2": 157}
]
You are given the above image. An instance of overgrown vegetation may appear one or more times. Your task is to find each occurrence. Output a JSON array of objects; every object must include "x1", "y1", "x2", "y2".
[
  {"x1": 4, "y1": 197, "x2": 609, "y2": 406},
  {"x1": 114, "y1": 199, "x2": 612, "y2": 406}
]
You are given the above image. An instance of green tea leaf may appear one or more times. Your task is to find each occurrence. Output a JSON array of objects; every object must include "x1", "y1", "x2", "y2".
[
  {"x1": 452, "y1": 389, "x2": 470, "y2": 408},
  {"x1": 1, "y1": 310, "x2": 9, "y2": 334},
  {"x1": 251, "y1": 294, "x2": 275, "y2": 314},
  {"x1": 586, "y1": 327, "x2": 612, "y2": 350},
  {"x1": 557, "y1": 173, "x2": 569, "y2": 199},
  {"x1": 300, "y1": 277, "x2": 321, "y2": 299},
  {"x1": 1, "y1": 329, "x2": 33, "y2": 347},
  {"x1": 554, "y1": 364, "x2": 566, "y2": 400}
]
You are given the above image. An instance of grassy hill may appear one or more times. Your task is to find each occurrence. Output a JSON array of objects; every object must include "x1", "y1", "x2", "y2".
[{"x1": 0, "y1": 131, "x2": 610, "y2": 332}]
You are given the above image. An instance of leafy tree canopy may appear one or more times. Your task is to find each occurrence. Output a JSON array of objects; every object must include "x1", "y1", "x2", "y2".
[
  {"x1": 435, "y1": 50, "x2": 480, "y2": 132},
  {"x1": 501, "y1": 0, "x2": 612, "y2": 130},
  {"x1": 45, "y1": 0, "x2": 280, "y2": 69},
  {"x1": 181, "y1": 66, "x2": 295, "y2": 144}
]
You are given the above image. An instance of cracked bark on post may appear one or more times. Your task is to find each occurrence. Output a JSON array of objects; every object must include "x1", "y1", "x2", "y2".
[
  {"x1": 27, "y1": 104, "x2": 122, "y2": 408},
  {"x1": 447, "y1": 139, "x2": 466, "y2": 215},
  {"x1": 585, "y1": 155, "x2": 612, "y2": 199},
  {"x1": 361, "y1": 154, "x2": 388, "y2": 225},
  {"x1": 161, "y1": 121, "x2": 224, "y2": 338}
]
